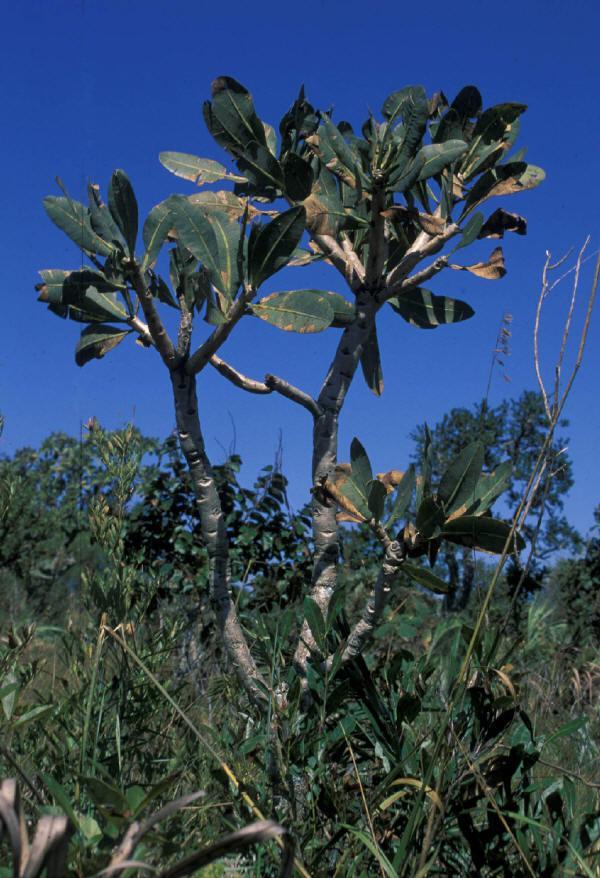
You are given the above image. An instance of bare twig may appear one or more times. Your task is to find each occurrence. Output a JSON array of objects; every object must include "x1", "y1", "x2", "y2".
[
  {"x1": 264, "y1": 374, "x2": 321, "y2": 419},
  {"x1": 210, "y1": 355, "x2": 271, "y2": 394}
]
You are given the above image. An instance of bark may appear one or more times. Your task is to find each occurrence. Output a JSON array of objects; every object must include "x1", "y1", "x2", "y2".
[
  {"x1": 170, "y1": 367, "x2": 265, "y2": 705},
  {"x1": 293, "y1": 288, "x2": 378, "y2": 677}
]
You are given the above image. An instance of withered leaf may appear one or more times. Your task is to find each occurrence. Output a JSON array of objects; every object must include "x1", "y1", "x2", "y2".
[
  {"x1": 377, "y1": 470, "x2": 405, "y2": 494},
  {"x1": 478, "y1": 208, "x2": 527, "y2": 239},
  {"x1": 450, "y1": 246, "x2": 506, "y2": 280}
]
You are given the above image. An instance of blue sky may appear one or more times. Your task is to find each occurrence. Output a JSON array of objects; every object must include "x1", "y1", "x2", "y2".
[{"x1": 2, "y1": 0, "x2": 599, "y2": 535}]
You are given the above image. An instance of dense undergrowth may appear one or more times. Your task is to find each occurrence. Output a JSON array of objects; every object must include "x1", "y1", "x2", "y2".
[{"x1": 1, "y1": 421, "x2": 599, "y2": 876}]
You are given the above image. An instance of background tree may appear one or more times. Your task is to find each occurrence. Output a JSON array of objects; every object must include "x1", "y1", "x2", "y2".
[{"x1": 410, "y1": 389, "x2": 579, "y2": 610}]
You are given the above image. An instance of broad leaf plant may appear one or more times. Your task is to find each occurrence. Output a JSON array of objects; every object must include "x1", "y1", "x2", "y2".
[{"x1": 37, "y1": 77, "x2": 542, "y2": 704}]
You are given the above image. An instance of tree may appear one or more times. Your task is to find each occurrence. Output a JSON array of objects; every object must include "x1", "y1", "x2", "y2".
[
  {"x1": 550, "y1": 505, "x2": 600, "y2": 646},
  {"x1": 410, "y1": 390, "x2": 580, "y2": 609},
  {"x1": 36, "y1": 76, "x2": 542, "y2": 705}
]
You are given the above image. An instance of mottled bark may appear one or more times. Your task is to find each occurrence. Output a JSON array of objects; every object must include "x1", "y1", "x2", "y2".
[
  {"x1": 293, "y1": 289, "x2": 378, "y2": 676},
  {"x1": 170, "y1": 367, "x2": 265, "y2": 705}
]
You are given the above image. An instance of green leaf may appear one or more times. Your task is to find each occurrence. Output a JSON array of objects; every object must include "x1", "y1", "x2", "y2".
[
  {"x1": 442, "y1": 515, "x2": 525, "y2": 553},
  {"x1": 108, "y1": 169, "x2": 138, "y2": 256},
  {"x1": 385, "y1": 465, "x2": 416, "y2": 530},
  {"x1": 248, "y1": 205, "x2": 306, "y2": 288},
  {"x1": 416, "y1": 424, "x2": 433, "y2": 509},
  {"x1": 169, "y1": 196, "x2": 221, "y2": 289},
  {"x1": 159, "y1": 151, "x2": 246, "y2": 185},
  {"x1": 283, "y1": 152, "x2": 314, "y2": 202},
  {"x1": 416, "y1": 140, "x2": 468, "y2": 181},
  {"x1": 389, "y1": 288, "x2": 474, "y2": 328},
  {"x1": 88, "y1": 183, "x2": 126, "y2": 248},
  {"x1": 386, "y1": 86, "x2": 429, "y2": 178},
  {"x1": 251, "y1": 289, "x2": 334, "y2": 333},
  {"x1": 188, "y1": 190, "x2": 248, "y2": 219},
  {"x1": 36, "y1": 269, "x2": 128, "y2": 323},
  {"x1": 203, "y1": 208, "x2": 244, "y2": 298},
  {"x1": 1, "y1": 673, "x2": 18, "y2": 720},
  {"x1": 75, "y1": 324, "x2": 130, "y2": 367},
  {"x1": 452, "y1": 212, "x2": 485, "y2": 252},
  {"x1": 466, "y1": 460, "x2": 512, "y2": 515},
  {"x1": 438, "y1": 441, "x2": 484, "y2": 515},
  {"x1": 203, "y1": 76, "x2": 267, "y2": 157},
  {"x1": 237, "y1": 141, "x2": 284, "y2": 191},
  {"x1": 367, "y1": 479, "x2": 387, "y2": 521},
  {"x1": 402, "y1": 561, "x2": 449, "y2": 594},
  {"x1": 13, "y1": 704, "x2": 54, "y2": 728},
  {"x1": 319, "y1": 115, "x2": 361, "y2": 185},
  {"x1": 303, "y1": 596, "x2": 326, "y2": 649},
  {"x1": 451, "y1": 86, "x2": 483, "y2": 120},
  {"x1": 360, "y1": 328, "x2": 384, "y2": 396},
  {"x1": 142, "y1": 196, "x2": 177, "y2": 271},
  {"x1": 40, "y1": 773, "x2": 81, "y2": 830},
  {"x1": 44, "y1": 196, "x2": 114, "y2": 256},
  {"x1": 350, "y1": 437, "x2": 373, "y2": 491},
  {"x1": 416, "y1": 495, "x2": 445, "y2": 539}
]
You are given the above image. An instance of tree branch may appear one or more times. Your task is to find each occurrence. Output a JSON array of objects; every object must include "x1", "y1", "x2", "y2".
[
  {"x1": 264, "y1": 374, "x2": 321, "y2": 419},
  {"x1": 381, "y1": 254, "x2": 450, "y2": 303},
  {"x1": 127, "y1": 315, "x2": 154, "y2": 348},
  {"x1": 186, "y1": 289, "x2": 254, "y2": 376},
  {"x1": 129, "y1": 261, "x2": 180, "y2": 369},
  {"x1": 384, "y1": 223, "x2": 459, "y2": 294},
  {"x1": 210, "y1": 355, "x2": 271, "y2": 394}
]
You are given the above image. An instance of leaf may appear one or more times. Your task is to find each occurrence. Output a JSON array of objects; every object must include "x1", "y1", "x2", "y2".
[
  {"x1": 450, "y1": 246, "x2": 506, "y2": 279},
  {"x1": 402, "y1": 561, "x2": 449, "y2": 594},
  {"x1": 389, "y1": 288, "x2": 474, "y2": 328},
  {"x1": 360, "y1": 328, "x2": 384, "y2": 396},
  {"x1": 450, "y1": 86, "x2": 482, "y2": 120},
  {"x1": 248, "y1": 205, "x2": 306, "y2": 288},
  {"x1": 108, "y1": 169, "x2": 138, "y2": 256},
  {"x1": 203, "y1": 208, "x2": 244, "y2": 298},
  {"x1": 386, "y1": 86, "x2": 429, "y2": 179},
  {"x1": 438, "y1": 441, "x2": 484, "y2": 515},
  {"x1": 251, "y1": 290, "x2": 334, "y2": 333},
  {"x1": 283, "y1": 152, "x2": 314, "y2": 202},
  {"x1": 479, "y1": 208, "x2": 527, "y2": 239},
  {"x1": 188, "y1": 190, "x2": 253, "y2": 220},
  {"x1": 464, "y1": 460, "x2": 512, "y2": 516},
  {"x1": 442, "y1": 515, "x2": 525, "y2": 553},
  {"x1": 416, "y1": 140, "x2": 468, "y2": 181},
  {"x1": 169, "y1": 196, "x2": 221, "y2": 288},
  {"x1": 385, "y1": 465, "x2": 416, "y2": 530},
  {"x1": 159, "y1": 151, "x2": 245, "y2": 185},
  {"x1": 142, "y1": 196, "x2": 177, "y2": 271},
  {"x1": 350, "y1": 437, "x2": 373, "y2": 490},
  {"x1": 1, "y1": 672, "x2": 18, "y2": 720},
  {"x1": 13, "y1": 704, "x2": 54, "y2": 728},
  {"x1": 318, "y1": 115, "x2": 361, "y2": 186},
  {"x1": 37, "y1": 269, "x2": 128, "y2": 323},
  {"x1": 304, "y1": 597, "x2": 326, "y2": 648},
  {"x1": 44, "y1": 195, "x2": 114, "y2": 256},
  {"x1": 237, "y1": 141, "x2": 284, "y2": 191},
  {"x1": 416, "y1": 496, "x2": 445, "y2": 539},
  {"x1": 88, "y1": 182, "x2": 126, "y2": 248},
  {"x1": 203, "y1": 76, "x2": 266, "y2": 157},
  {"x1": 367, "y1": 479, "x2": 387, "y2": 521},
  {"x1": 462, "y1": 162, "x2": 545, "y2": 216},
  {"x1": 453, "y1": 212, "x2": 485, "y2": 251},
  {"x1": 75, "y1": 324, "x2": 130, "y2": 367}
]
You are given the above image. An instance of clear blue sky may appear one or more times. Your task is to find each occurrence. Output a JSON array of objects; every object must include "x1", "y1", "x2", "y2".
[{"x1": 2, "y1": 0, "x2": 599, "y2": 536}]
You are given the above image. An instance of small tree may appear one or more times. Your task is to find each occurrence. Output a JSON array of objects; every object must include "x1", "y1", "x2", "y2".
[{"x1": 36, "y1": 77, "x2": 542, "y2": 704}]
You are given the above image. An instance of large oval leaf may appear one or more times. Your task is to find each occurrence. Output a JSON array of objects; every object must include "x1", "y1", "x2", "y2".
[
  {"x1": 108, "y1": 170, "x2": 138, "y2": 257},
  {"x1": 442, "y1": 515, "x2": 525, "y2": 553},
  {"x1": 438, "y1": 441, "x2": 484, "y2": 515},
  {"x1": 142, "y1": 196, "x2": 177, "y2": 271},
  {"x1": 237, "y1": 142, "x2": 284, "y2": 191},
  {"x1": 75, "y1": 324, "x2": 130, "y2": 367},
  {"x1": 416, "y1": 140, "x2": 468, "y2": 181},
  {"x1": 402, "y1": 561, "x2": 449, "y2": 594},
  {"x1": 203, "y1": 76, "x2": 267, "y2": 157},
  {"x1": 385, "y1": 465, "x2": 416, "y2": 530},
  {"x1": 169, "y1": 196, "x2": 221, "y2": 289},
  {"x1": 389, "y1": 288, "x2": 474, "y2": 328},
  {"x1": 43, "y1": 196, "x2": 114, "y2": 257},
  {"x1": 248, "y1": 206, "x2": 306, "y2": 288},
  {"x1": 159, "y1": 151, "x2": 246, "y2": 185},
  {"x1": 251, "y1": 290, "x2": 334, "y2": 333}
]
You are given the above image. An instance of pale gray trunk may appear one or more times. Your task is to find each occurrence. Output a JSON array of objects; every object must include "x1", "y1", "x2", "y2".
[{"x1": 170, "y1": 367, "x2": 264, "y2": 704}]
